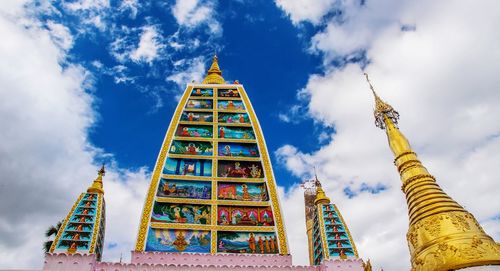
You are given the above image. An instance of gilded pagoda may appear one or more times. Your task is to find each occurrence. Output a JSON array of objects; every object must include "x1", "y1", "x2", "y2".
[{"x1": 365, "y1": 73, "x2": 500, "y2": 270}]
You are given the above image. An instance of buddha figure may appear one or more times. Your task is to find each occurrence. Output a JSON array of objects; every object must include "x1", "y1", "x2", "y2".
[{"x1": 248, "y1": 233, "x2": 256, "y2": 253}]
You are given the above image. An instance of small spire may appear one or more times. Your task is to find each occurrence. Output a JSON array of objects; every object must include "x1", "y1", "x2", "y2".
[
  {"x1": 202, "y1": 54, "x2": 225, "y2": 84},
  {"x1": 363, "y1": 73, "x2": 399, "y2": 129},
  {"x1": 313, "y1": 173, "x2": 331, "y2": 205},
  {"x1": 87, "y1": 164, "x2": 105, "y2": 194}
]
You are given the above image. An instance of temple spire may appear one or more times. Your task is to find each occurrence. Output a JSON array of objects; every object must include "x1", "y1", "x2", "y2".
[
  {"x1": 314, "y1": 174, "x2": 330, "y2": 205},
  {"x1": 87, "y1": 164, "x2": 105, "y2": 194},
  {"x1": 365, "y1": 74, "x2": 500, "y2": 270},
  {"x1": 202, "y1": 55, "x2": 225, "y2": 84}
]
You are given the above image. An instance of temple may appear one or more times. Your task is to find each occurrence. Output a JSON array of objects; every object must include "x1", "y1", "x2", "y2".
[
  {"x1": 302, "y1": 175, "x2": 363, "y2": 268},
  {"x1": 41, "y1": 57, "x2": 500, "y2": 271},
  {"x1": 365, "y1": 73, "x2": 500, "y2": 271},
  {"x1": 47, "y1": 165, "x2": 106, "y2": 260}
]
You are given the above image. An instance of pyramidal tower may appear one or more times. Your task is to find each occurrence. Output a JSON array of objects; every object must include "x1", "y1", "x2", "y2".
[
  {"x1": 48, "y1": 165, "x2": 106, "y2": 260},
  {"x1": 302, "y1": 176, "x2": 364, "y2": 269},
  {"x1": 365, "y1": 73, "x2": 500, "y2": 271},
  {"x1": 134, "y1": 55, "x2": 289, "y2": 256}
]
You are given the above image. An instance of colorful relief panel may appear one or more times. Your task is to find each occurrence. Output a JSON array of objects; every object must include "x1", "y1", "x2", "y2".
[
  {"x1": 146, "y1": 228, "x2": 211, "y2": 253},
  {"x1": 66, "y1": 222, "x2": 93, "y2": 232},
  {"x1": 217, "y1": 231, "x2": 278, "y2": 254},
  {"x1": 186, "y1": 99, "x2": 213, "y2": 109},
  {"x1": 151, "y1": 202, "x2": 210, "y2": 224},
  {"x1": 157, "y1": 179, "x2": 211, "y2": 199},
  {"x1": 191, "y1": 88, "x2": 213, "y2": 97},
  {"x1": 217, "y1": 161, "x2": 263, "y2": 178},
  {"x1": 218, "y1": 113, "x2": 249, "y2": 124},
  {"x1": 217, "y1": 206, "x2": 274, "y2": 226},
  {"x1": 181, "y1": 112, "x2": 213, "y2": 122},
  {"x1": 218, "y1": 88, "x2": 239, "y2": 97},
  {"x1": 217, "y1": 100, "x2": 245, "y2": 111},
  {"x1": 56, "y1": 239, "x2": 90, "y2": 251},
  {"x1": 169, "y1": 140, "x2": 213, "y2": 156},
  {"x1": 218, "y1": 126, "x2": 255, "y2": 139},
  {"x1": 217, "y1": 182, "x2": 268, "y2": 201},
  {"x1": 218, "y1": 142, "x2": 259, "y2": 157},
  {"x1": 75, "y1": 206, "x2": 95, "y2": 215},
  {"x1": 163, "y1": 158, "x2": 212, "y2": 177},
  {"x1": 176, "y1": 125, "x2": 213, "y2": 138}
]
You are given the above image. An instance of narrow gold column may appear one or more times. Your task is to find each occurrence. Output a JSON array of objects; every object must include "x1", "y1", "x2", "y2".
[{"x1": 365, "y1": 74, "x2": 500, "y2": 270}]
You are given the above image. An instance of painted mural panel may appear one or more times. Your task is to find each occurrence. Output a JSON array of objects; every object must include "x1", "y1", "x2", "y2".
[
  {"x1": 66, "y1": 222, "x2": 93, "y2": 232},
  {"x1": 218, "y1": 88, "x2": 239, "y2": 97},
  {"x1": 151, "y1": 202, "x2": 210, "y2": 224},
  {"x1": 181, "y1": 112, "x2": 213, "y2": 122},
  {"x1": 218, "y1": 142, "x2": 259, "y2": 157},
  {"x1": 169, "y1": 140, "x2": 213, "y2": 156},
  {"x1": 163, "y1": 158, "x2": 212, "y2": 177},
  {"x1": 176, "y1": 125, "x2": 213, "y2": 138},
  {"x1": 157, "y1": 179, "x2": 211, "y2": 199},
  {"x1": 185, "y1": 99, "x2": 213, "y2": 109},
  {"x1": 191, "y1": 88, "x2": 213, "y2": 97},
  {"x1": 217, "y1": 161, "x2": 263, "y2": 178},
  {"x1": 217, "y1": 206, "x2": 274, "y2": 226},
  {"x1": 218, "y1": 112, "x2": 249, "y2": 124},
  {"x1": 218, "y1": 126, "x2": 255, "y2": 139},
  {"x1": 217, "y1": 231, "x2": 279, "y2": 254},
  {"x1": 217, "y1": 182, "x2": 268, "y2": 201},
  {"x1": 146, "y1": 228, "x2": 211, "y2": 253},
  {"x1": 217, "y1": 100, "x2": 245, "y2": 111}
]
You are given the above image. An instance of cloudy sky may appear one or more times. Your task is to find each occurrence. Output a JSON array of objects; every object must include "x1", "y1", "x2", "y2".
[{"x1": 1, "y1": 0, "x2": 500, "y2": 270}]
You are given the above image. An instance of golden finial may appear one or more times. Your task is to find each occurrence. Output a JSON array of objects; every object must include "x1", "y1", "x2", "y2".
[
  {"x1": 87, "y1": 164, "x2": 105, "y2": 194},
  {"x1": 363, "y1": 73, "x2": 399, "y2": 129},
  {"x1": 202, "y1": 54, "x2": 225, "y2": 84},
  {"x1": 313, "y1": 172, "x2": 330, "y2": 205}
]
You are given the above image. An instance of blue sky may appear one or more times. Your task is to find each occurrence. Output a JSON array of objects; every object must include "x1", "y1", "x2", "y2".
[
  {"x1": 38, "y1": 0, "x2": 329, "y2": 190},
  {"x1": 2, "y1": 1, "x2": 500, "y2": 270}
]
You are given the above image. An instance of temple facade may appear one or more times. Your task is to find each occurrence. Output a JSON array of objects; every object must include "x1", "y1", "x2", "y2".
[
  {"x1": 302, "y1": 177, "x2": 360, "y2": 266},
  {"x1": 48, "y1": 165, "x2": 106, "y2": 261},
  {"x1": 40, "y1": 57, "x2": 500, "y2": 271}
]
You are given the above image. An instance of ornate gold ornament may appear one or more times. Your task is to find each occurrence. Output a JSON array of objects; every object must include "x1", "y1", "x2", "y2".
[{"x1": 365, "y1": 74, "x2": 500, "y2": 270}]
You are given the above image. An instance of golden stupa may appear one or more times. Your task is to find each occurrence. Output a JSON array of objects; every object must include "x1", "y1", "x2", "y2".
[
  {"x1": 365, "y1": 73, "x2": 500, "y2": 270},
  {"x1": 201, "y1": 55, "x2": 225, "y2": 84}
]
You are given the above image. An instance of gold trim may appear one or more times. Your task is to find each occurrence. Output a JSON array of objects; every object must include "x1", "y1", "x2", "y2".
[
  {"x1": 135, "y1": 85, "x2": 194, "y2": 251},
  {"x1": 216, "y1": 97, "x2": 242, "y2": 101},
  {"x1": 216, "y1": 138, "x2": 256, "y2": 143},
  {"x1": 179, "y1": 121, "x2": 214, "y2": 126},
  {"x1": 215, "y1": 177, "x2": 266, "y2": 183},
  {"x1": 188, "y1": 96, "x2": 215, "y2": 100},
  {"x1": 160, "y1": 174, "x2": 212, "y2": 181},
  {"x1": 217, "y1": 122, "x2": 252, "y2": 127},
  {"x1": 50, "y1": 193, "x2": 84, "y2": 252},
  {"x1": 216, "y1": 226, "x2": 276, "y2": 232},
  {"x1": 317, "y1": 206, "x2": 330, "y2": 258},
  {"x1": 174, "y1": 136, "x2": 213, "y2": 142},
  {"x1": 183, "y1": 108, "x2": 214, "y2": 113},
  {"x1": 217, "y1": 200, "x2": 270, "y2": 207},
  {"x1": 216, "y1": 156, "x2": 260, "y2": 161},
  {"x1": 155, "y1": 197, "x2": 212, "y2": 205},
  {"x1": 168, "y1": 154, "x2": 214, "y2": 160},
  {"x1": 333, "y1": 204, "x2": 359, "y2": 257},
  {"x1": 89, "y1": 195, "x2": 103, "y2": 252},
  {"x1": 151, "y1": 223, "x2": 212, "y2": 231}
]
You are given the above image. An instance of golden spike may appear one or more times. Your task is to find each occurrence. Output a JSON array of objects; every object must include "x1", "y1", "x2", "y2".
[
  {"x1": 87, "y1": 164, "x2": 105, "y2": 194},
  {"x1": 202, "y1": 55, "x2": 225, "y2": 84},
  {"x1": 364, "y1": 73, "x2": 399, "y2": 129},
  {"x1": 368, "y1": 76, "x2": 500, "y2": 270}
]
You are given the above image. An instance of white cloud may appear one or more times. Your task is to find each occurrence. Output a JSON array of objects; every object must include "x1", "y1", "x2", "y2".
[
  {"x1": 166, "y1": 56, "x2": 206, "y2": 89},
  {"x1": 130, "y1": 25, "x2": 163, "y2": 64},
  {"x1": 171, "y1": 0, "x2": 222, "y2": 36},
  {"x1": 0, "y1": 3, "x2": 148, "y2": 269},
  {"x1": 46, "y1": 20, "x2": 74, "y2": 51},
  {"x1": 274, "y1": 0, "x2": 336, "y2": 25},
  {"x1": 275, "y1": 0, "x2": 500, "y2": 269},
  {"x1": 118, "y1": 0, "x2": 139, "y2": 19}
]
